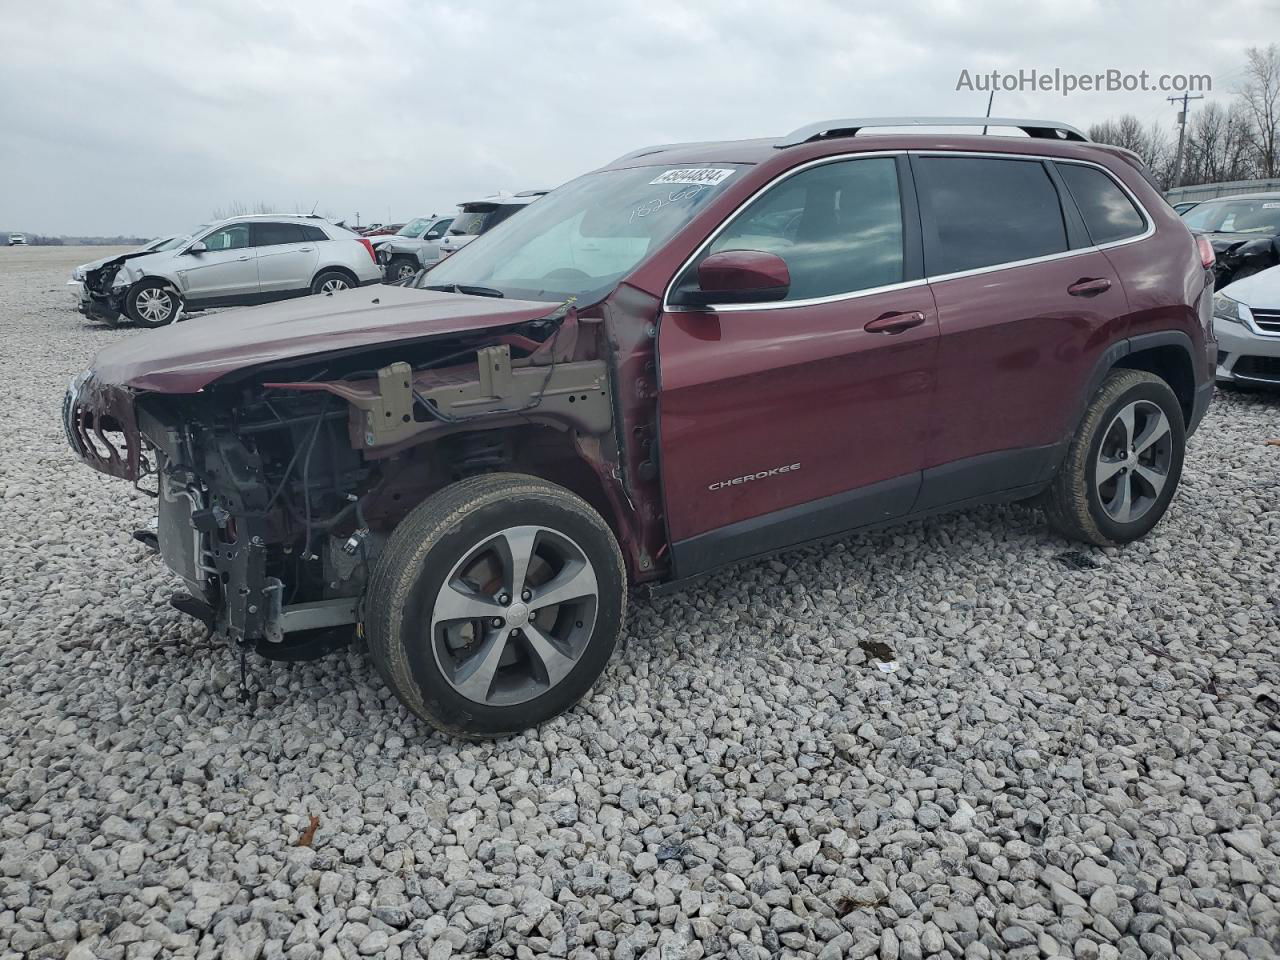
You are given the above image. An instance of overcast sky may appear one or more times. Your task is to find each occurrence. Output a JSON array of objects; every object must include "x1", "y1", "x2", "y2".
[{"x1": 2, "y1": 0, "x2": 1276, "y2": 236}]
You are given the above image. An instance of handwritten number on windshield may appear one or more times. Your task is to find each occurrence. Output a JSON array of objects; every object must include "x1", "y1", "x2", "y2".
[{"x1": 629, "y1": 186, "x2": 706, "y2": 223}]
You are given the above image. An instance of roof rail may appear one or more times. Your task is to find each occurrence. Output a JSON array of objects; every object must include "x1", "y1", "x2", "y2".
[{"x1": 776, "y1": 116, "x2": 1090, "y2": 148}]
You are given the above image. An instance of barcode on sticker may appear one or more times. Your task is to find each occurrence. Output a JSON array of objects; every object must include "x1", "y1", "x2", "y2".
[{"x1": 650, "y1": 168, "x2": 735, "y2": 186}]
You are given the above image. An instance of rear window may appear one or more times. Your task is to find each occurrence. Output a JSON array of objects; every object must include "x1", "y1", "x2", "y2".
[
  {"x1": 449, "y1": 210, "x2": 491, "y2": 236},
  {"x1": 300, "y1": 224, "x2": 329, "y2": 242},
  {"x1": 254, "y1": 222, "x2": 306, "y2": 246},
  {"x1": 915, "y1": 156, "x2": 1068, "y2": 275},
  {"x1": 1056, "y1": 163, "x2": 1146, "y2": 245}
]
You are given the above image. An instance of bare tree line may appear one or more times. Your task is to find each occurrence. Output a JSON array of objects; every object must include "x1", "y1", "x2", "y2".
[
  {"x1": 1088, "y1": 44, "x2": 1279, "y2": 188},
  {"x1": 210, "y1": 201, "x2": 338, "y2": 221}
]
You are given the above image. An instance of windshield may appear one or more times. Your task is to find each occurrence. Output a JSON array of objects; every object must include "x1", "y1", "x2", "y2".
[
  {"x1": 1183, "y1": 199, "x2": 1280, "y2": 235},
  {"x1": 151, "y1": 235, "x2": 188, "y2": 252},
  {"x1": 398, "y1": 217, "x2": 432, "y2": 237},
  {"x1": 418, "y1": 165, "x2": 745, "y2": 303}
]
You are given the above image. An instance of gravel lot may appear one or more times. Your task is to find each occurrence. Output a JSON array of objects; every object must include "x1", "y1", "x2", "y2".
[{"x1": 1, "y1": 245, "x2": 1278, "y2": 960}]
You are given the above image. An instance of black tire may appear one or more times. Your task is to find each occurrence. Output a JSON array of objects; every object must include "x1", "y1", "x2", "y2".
[
  {"x1": 1042, "y1": 369, "x2": 1186, "y2": 546},
  {"x1": 385, "y1": 255, "x2": 418, "y2": 284},
  {"x1": 125, "y1": 279, "x2": 182, "y2": 327},
  {"x1": 310, "y1": 270, "x2": 355, "y2": 295},
  {"x1": 365, "y1": 473, "x2": 626, "y2": 738}
]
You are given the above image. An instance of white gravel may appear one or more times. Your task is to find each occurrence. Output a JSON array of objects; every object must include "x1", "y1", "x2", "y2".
[{"x1": 1, "y1": 246, "x2": 1279, "y2": 960}]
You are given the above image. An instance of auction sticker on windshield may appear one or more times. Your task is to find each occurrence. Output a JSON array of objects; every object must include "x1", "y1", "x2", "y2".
[{"x1": 650, "y1": 168, "x2": 736, "y2": 186}]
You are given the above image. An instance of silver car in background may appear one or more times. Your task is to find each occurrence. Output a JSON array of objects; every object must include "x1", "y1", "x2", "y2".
[
  {"x1": 1213, "y1": 265, "x2": 1280, "y2": 387},
  {"x1": 75, "y1": 214, "x2": 383, "y2": 326},
  {"x1": 370, "y1": 215, "x2": 454, "y2": 282}
]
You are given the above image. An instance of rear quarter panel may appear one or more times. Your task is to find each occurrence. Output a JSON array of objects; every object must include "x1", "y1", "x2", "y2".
[{"x1": 1100, "y1": 159, "x2": 1214, "y2": 383}]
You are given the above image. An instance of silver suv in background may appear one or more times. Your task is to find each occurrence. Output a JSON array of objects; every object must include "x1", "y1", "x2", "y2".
[
  {"x1": 370, "y1": 215, "x2": 454, "y2": 282},
  {"x1": 436, "y1": 192, "x2": 546, "y2": 259},
  {"x1": 76, "y1": 214, "x2": 383, "y2": 327}
]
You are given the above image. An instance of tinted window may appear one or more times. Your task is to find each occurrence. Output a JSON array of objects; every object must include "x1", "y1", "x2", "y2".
[
  {"x1": 426, "y1": 218, "x2": 452, "y2": 240},
  {"x1": 201, "y1": 224, "x2": 251, "y2": 251},
  {"x1": 254, "y1": 222, "x2": 306, "y2": 246},
  {"x1": 449, "y1": 210, "x2": 490, "y2": 236},
  {"x1": 299, "y1": 224, "x2": 329, "y2": 242},
  {"x1": 1057, "y1": 164, "x2": 1146, "y2": 244},
  {"x1": 916, "y1": 157, "x2": 1067, "y2": 275},
  {"x1": 706, "y1": 157, "x2": 903, "y2": 301}
]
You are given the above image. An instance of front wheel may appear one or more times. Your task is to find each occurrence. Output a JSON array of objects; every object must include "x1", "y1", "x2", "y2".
[
  {"x1": 385, "y1": 255, "x2": 418, "y2": 283},
  {"x1": 125, "y1": 280, "x2": 182, "y2": 327},
  {"x1": 365, "y1": 474, "x2": 626, "y2": 738},
  {"x1": 1042, "y1": 369, "x2": 1186, "y2": 546}
]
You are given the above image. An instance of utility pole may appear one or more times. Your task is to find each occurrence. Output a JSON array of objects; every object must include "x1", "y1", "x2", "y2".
[{"x1": 1168, "y1": 91, "x2": 1204, "y2": 188}]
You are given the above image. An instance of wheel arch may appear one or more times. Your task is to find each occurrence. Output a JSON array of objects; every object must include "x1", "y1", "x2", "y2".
[
  {"x1": 312, "y1": 264, "x2": 360, "y2": 287},
  {"x1": 377, "y1": 424, "x2": 641, "y2": 580},
  {"x1": 1074, "y1": 331, "x2": 1198, "y2": 436},
  {"x1": 1111, "y1": 332, "x2": 1196, "y2": 429}
]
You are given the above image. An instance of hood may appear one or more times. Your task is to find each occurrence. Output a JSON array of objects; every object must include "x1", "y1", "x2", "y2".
[
  {"x1": 90, "y1": 285, "x2": 561, "y2": 394},
  {"x1": 83, "y1": 248, "x2": 168, "y2": 279},
  {"x1": 1220, "y1": 263, "x2": 1280, "y2": 304},
  {"x1": 1198, "y1": 231, "x2": 1277, "y2": 253}
]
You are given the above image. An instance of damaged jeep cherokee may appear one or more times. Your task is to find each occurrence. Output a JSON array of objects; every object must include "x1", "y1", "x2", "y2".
[{"x1": 67, "y1": 117, "x2": 1216, "y2": 737}]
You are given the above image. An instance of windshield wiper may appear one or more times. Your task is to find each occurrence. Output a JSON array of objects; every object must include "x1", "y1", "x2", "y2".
[{"x1": 423, "y1": 283, "x2": 505, "y2": 298}]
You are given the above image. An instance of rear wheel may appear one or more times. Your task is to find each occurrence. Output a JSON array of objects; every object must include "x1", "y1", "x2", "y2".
[
  {"x1": 125, "y1": 280, "x2": 181, "y2": 327},
  {"x1": 1042, "y1": 369, "x2": 1185, "y2": 546},
  {"x1": 310, "y1": 270, "x2": 353, "y2": 294},
  {"x1": 365, "y1": 473, "x2": 626, "y2": 738}
]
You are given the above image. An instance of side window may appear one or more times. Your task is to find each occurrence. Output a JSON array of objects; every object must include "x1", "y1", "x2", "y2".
[
  {"x1": 254, "y1": 222, "x2": 306, "y2": 246},
  {"x1": 705, "y1": 156, "x2": 904, "y2": 301},
  {"x1": 1056, "y1": 163, "x2": 1146, "y2": 245},
  {"x1": 426, "y1": 218, "x2": 452, "y2": 240},
  {"x1": 299, "y1": 224, "x2": 329, "y2": 242},
  {"x1": 915, "y1": 157, "x2": 1067, "y2": 275},
  {"x1": 201, "y1": 224, "x2": 251, "y2": 251}
]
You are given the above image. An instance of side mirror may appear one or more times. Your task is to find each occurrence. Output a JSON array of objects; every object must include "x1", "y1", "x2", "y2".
[
  {"x1": 670, "y1": 250, "x2": 790, "y2": 307},
  {"x1": 186, "y1": 241, "x2": 208, "y2": 255}
]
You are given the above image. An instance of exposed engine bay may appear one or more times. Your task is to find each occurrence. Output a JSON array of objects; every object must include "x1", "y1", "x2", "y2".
[
  {"x1": 78, "y1": 251, "x2": 173, "y2": 323},
  {"x1": 65, "y1": 305, "x2": 642, "y2": 659}
]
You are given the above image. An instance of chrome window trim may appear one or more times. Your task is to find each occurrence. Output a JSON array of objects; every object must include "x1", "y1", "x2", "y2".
[{"x1": 662, "y1": 149, "x2": 1156, "y2": 312}]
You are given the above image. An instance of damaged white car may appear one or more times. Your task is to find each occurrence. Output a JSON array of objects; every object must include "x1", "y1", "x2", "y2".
[{"x1": 75, "y1": 214, "x2": 383, "y2": 327}]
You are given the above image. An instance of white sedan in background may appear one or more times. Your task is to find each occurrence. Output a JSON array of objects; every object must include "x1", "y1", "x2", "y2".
[{"x1": 1214, "y1": 265, "x2": 1280, "y2": 387}]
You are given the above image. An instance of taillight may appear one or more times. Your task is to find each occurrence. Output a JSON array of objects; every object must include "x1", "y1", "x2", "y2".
[
  {"x1": 1196, "y1": 234, "x2": 1215, "y2": 269},
  {"x1": 357, "y1": 237, "x2": 377, "y2": 264}
]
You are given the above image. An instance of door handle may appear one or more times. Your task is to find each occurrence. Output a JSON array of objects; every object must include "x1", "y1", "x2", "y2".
[
  {"x1": 298, "y1": 247, "x2": 313, "y2": 253},
  {"x1": 1068, "y1": 277, "x2": 1111, "y2": 297},
  {"x1": 864, "y1": 310, "x2": 926, "y2": 334},
  {"x1": 236, "y1": 256, "x2": 250, "y2": 262}
]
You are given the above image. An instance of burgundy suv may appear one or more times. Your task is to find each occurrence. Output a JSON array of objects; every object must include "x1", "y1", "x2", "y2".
[{"x1": 66, "y1": 117, "x2": 1216, "y2": 737}]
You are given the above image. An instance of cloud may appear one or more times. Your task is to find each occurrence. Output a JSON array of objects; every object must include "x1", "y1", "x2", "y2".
[{"x1": 0, "y1": 0, "x2": 1273, "y2": 235}]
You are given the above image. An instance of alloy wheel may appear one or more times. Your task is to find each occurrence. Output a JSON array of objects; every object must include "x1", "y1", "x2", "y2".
[
  {"x1": 320, "y1": 278, "x2": 350, "y2": 293},
  {"x1": 1095, "y1": 399, "x2": 1173, "y2": 524},
  {"x1": 136, "y1": 288, "x2": 174, "y2": 323},
  {"x1": 430, "y1": 525, "x2": 599, "y2": 706}
]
